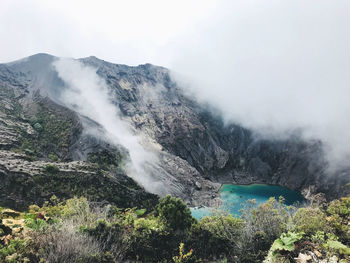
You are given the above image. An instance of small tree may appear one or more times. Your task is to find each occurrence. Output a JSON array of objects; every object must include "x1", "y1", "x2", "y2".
[{"x1": 155, "y1": 195, "x2": 194, "y2": 231}]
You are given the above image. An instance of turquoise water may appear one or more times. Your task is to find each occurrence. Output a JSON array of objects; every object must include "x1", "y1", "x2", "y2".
[{"x1": 191, "y1": 184, "x2": 305, "y2": 219}]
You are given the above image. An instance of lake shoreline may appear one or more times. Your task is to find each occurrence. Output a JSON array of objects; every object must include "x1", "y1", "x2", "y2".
[{"x1": 190, "y1": 183, "x2": 306, "y2": 219}]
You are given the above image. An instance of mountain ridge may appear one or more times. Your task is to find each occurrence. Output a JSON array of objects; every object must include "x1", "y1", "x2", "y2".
[{"x1": 0, "y1": 53, "x2": 349, "y2": 211}]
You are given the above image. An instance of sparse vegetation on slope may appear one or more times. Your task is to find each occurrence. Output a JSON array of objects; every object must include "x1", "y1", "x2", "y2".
[
  {"x1": 0, "y1": 195, "x2": 349, "y2": 262},
  {"x1": 17, "y1": 99, "x2": 78, "y2": 161}
]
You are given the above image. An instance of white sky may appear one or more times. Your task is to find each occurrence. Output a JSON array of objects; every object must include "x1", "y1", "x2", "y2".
[
  {"x1": 1, "y1": 0, "x2": 350, "y2": 170},
  {"x1": 0, "y1": 0, "x2": 215, "y2": 65}
]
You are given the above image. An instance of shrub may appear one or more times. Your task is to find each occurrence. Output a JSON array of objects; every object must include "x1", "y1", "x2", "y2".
[
  {"x1": 155, "y1": 195, "x2": 195, "y2": 231},
  {"x1": 327, "y1": 197, "x2": 350, "y2": 217},
  {"x1": 189, "y1": 214, "x2": 244, "y2": 259},
  {"x1": 29, "y1": 222, "x2": 103, "y2": 263},
  {"x1": 327, "y1": 197, "x2": 350, "y2": 243},
  {"x1": 293, "y1": 207, "x2": 331, "y2": 237},
  {"x1": 48, "y1": 152, "x2": 59, "y2": 162},
  {"x1": 87, "y1": 150, "x2": 123, "y2": 171},
  {"x1": 89, "y1": 222, "x2": 129, "y2": 260},
  {"x1": 44, "y1": 164, "x2": 60, "y2": 174},
  {"x1": 240, "y1": 197, "x2": 294, "y2": 261}
]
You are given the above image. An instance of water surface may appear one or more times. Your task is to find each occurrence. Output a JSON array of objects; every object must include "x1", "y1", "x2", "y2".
[{"x1": 191, "y1": 184, "x2": 305, "y2": 219}]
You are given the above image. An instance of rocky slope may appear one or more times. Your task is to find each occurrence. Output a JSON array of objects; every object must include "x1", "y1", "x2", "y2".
[
  {"x1": 0, "y1": 64, "x2": 158, "y2": 210},
  {"x1": 0, "y1": 53, "x2": 349, "y2": 210}
]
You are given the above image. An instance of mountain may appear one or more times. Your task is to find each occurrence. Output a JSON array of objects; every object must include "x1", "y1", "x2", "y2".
[{"x1": 0, "y1": 53, "x2": 349, "y2": 210}]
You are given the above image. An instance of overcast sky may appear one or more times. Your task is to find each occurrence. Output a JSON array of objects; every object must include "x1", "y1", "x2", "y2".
[
  {"x1": 1, "y1": 0, "x2": 350, "y2": 169},
  {"x1": 0, "y1": 0, "x2": 215, "y2": 65}
]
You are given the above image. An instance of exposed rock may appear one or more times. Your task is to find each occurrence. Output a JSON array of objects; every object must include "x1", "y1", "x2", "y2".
[
  {"x1": 294, "y1": 253, "x2": 312, "y2": 263},
  {"x1": 328, "y1": 255, "x2": 338, "y2": 263},
  {"x1": 1, "y1": 209, "x2": 20, "y2": 218},
  {"x1": 195, "y1": 181, "x2": 202, "y2": 190},
  {"x1": 0, "y1": 53, "x2": 349, "y2": 211},
  {"x1": 314, "y1": 250, "x2": 322, "y2": 258}
]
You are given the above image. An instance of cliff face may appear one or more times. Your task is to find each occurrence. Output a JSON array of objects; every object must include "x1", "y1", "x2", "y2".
[{"x1": 0, "y1": 54, "x2": 349, "y2": 209}]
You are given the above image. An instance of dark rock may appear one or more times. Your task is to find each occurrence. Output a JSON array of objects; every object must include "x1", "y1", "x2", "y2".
[{"x1": 0, "y1": 53, "x2": 349, "y2": 210}]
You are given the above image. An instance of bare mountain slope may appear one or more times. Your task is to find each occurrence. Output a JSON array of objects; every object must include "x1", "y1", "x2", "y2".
[{"x1": 0, "y1": 54, "x2": 349, "y2": 210}]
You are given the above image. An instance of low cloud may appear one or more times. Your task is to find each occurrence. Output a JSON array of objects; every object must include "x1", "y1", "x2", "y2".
[{"x1": 168, "y1": 0, "x2": 350, "y2": 171}]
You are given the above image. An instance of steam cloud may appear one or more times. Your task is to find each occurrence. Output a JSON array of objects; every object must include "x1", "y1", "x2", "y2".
[
  {"x1": 53, "y1": 58, "x2": 164, "y2": 194},
  {"x1": 168, "y1": 0, "x2": 350, "y2": 171}
]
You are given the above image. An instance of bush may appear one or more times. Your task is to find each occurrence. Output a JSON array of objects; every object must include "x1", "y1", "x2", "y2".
[
  {"x1": 48, "y1": 152, "x2": 59, "y2": 162},
  {"x1": 29, "y1": 221, "x2": 103, "y2": 263},
  {"x1": 189, "y1": 214, "x2": 244, "y2": 259},
  {"x1": 81, "y1": 219, "x2": 130, "y2": 261},
  {"x1": 327, "y1": 197, "x2": 350, "y2": 243},
  {"x1": 293, "y1": 207, "x2": 331, "y2": 237},
  {"x1": 44, "y1": 164, "x2": 60, "y2": 174},
  {"x1": 327, "y1": 197, "x2": 350, "y2": 217},
  {"x1": 240, "y1": 197, "x2": 294, "y2": 261},
  {"x1": 155, "y1": 195, "x2": 195, "y2": 231}
]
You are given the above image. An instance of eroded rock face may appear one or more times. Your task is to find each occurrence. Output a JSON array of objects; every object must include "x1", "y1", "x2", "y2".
[
  {"x1": 79, "y1": 55, "x2": 349, "y2": 200},
  {"x1": 0, "y1": 53, "x2": 349, "y2": 210}
]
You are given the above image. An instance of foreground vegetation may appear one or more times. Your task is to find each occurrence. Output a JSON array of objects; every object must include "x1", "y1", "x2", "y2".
[{"x1": 0, "y1": 195, "x2": 349, "y2": 262}]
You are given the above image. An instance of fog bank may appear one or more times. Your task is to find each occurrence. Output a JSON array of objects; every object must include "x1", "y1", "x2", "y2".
[{"x1": 168, "y1": 0, "x2": 350, "y2": 170}]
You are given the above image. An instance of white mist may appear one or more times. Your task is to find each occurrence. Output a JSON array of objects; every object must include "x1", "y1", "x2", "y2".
[{"x1": 53, "y1": 58, "x2": 164, "y2": 194}]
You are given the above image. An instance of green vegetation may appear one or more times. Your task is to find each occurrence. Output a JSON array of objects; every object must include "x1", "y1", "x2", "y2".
[
  {"x1": 87, "y1": 149, "x2": 124, "y2": 171},
  {"x1": 324, "y1": 240, "x2": 350, "y2": 256},
  {"x1": 0, "y1": 195, "x2": 349, "y2": 262},
  {"x1": 264, "y1": 197, "x2": 350, "y2": 263},
  {"x1": 173, "y1": 243, "x2": 193, "y2": 263},
  {"x1": 2, "y1": 162, "x2": 158, "y2": 211},
  {"x1": 155, "y1": 195, "x2": 194, "y2": 231},
  {"x1": 44, "y1": 164, "x2": 60, "y2": 174},
  {"x1": 293, "y1": 207, "x2": 331, "y2": 235},
  {"x1": 0, "y1": 87, "x2": 23, "y2": 118},
  {"x1": 270, "y1": 231, "x2": 303, "y2": 255},
  {"x1": 327, "y1": 197, "x2": 350, "y2": 243},
  {"x1": 17, "y1": 101, "x2": 76, "y2": 161}
]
